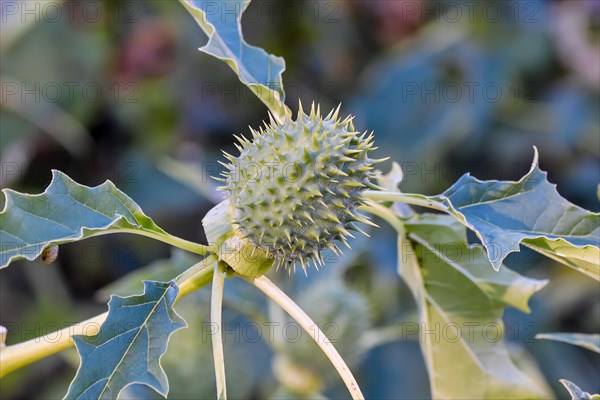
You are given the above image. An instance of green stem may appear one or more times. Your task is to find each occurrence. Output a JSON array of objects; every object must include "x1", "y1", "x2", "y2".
[
  {"x1": 363, "y1": 190, "x2": 447, "y2": 212},
  {"x1": 0, "y1": 257, "x2": 217, "y2": 378},
  {"x1": 359, "y1": 203, "x2": 406, "y2": 235},
  {"x1": 91, "y1": 228, "x2": 211, "y2": 256},
  {"x1": 246, "y1": 275, "x2": 365, "y2": 400},
  {"x1": 176, "y1": 254, "x2": 218, "y2": 300},
  {"x1": 131, "y1": 229, "x2": 211, "y2": 256},
  {"x1": 0, "y1": 312, "x2": 108, "y2": 378},
  {"x1": 211, "y1": 263, "x2": 228, "y2": 400}
]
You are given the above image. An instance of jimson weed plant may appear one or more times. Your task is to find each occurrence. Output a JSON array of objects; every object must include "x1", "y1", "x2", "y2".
[{"x1": 1, "y1": 1, "x2": 599, "y2": 399}]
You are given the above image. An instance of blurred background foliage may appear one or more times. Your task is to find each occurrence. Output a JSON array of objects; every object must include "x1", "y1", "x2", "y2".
[{"x1": 0, "y1": 0, "x2": 598, "y2": 398}]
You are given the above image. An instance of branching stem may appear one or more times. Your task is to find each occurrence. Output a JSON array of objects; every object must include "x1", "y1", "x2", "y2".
[
  {"x1": 359, "y1": 203, "x2": 406, "y2": 235},
  {"x1": 363, "y1": 190, "x2": 447, "y2": 212},
  {"x1": 0, "y1": 312, "x2": 108, "y2": 378}
]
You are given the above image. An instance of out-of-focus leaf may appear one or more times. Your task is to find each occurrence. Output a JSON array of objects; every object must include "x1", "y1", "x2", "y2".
[
  {"x1": 268, "y1": 386, "x2": 327, "y2": 400},
  {"x1": 535, "y1": 333, "x2": 600, "y2": 353},
  {"x1": 560, "y1": 379, "x2": 600, "y2": 400},
  {"x1": 64, "y1": 281, "x2": 186, "y2": 400},
  {"x1": 0, "y1": 0, "x2": 58, "y2": 50},
  {"x1": 157, "y1": 156, "x2": 223, "y2": 204},
  {"x1": 433, "y1": 148, "x2": 600, "y2": 278},
  {"x1": 282, "y1": 278, "x2": 370, "y2": 382},
  {"x1": 97, "y1": 250, "x2": 202, "y2": 300},
  {"x1": 0, "y1": 170, "x2": 201, "y2": 268},
  {"x1": 179, "y1": 0, "x2": 289, "y2": 120},
  {"x1": 349, "y1": 23, "x2": 495, "y2": 172},
  {"x1": 115, "y1": 152, "x2": 210, "y2": 216},
  {"x1": 400, "y1": 213, "x2": 548, "y2": 399},
  {"x1": 0, "y1": 75, "x2": 92, "y2": 156},
  {"x1": 507, "y1": 343, "x2": 554, "y2": 398}
]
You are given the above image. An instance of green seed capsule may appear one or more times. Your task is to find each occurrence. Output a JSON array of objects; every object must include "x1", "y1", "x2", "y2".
[{"x1": 218, "y1": 103, "x2": 381, "y2": 273}]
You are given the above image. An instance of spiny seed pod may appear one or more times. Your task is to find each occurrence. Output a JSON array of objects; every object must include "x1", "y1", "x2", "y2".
[{"x1": 212, "y1": 103, "x2": 383, "y2": 274}]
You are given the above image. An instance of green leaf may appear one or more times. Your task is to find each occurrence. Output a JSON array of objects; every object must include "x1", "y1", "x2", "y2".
[
  {"x1": 401, "y1": 213, "x2": 548, "y2": 399},
  {"x1": 433, "y1": 148, "x2": 600, "y2": 279},
  {"x1": 64, "y1": 281, "x2": 186, "y2": 400},
  {"x1": 180, "y1": 0, "x2": 289, "y2": 120},
  {"x1": 560, "y1": 379, "x2": 600, "y2": 400},
  {"x1": 535, "y1": 333, "x2": 600, "y2": 353},
  {"x1": 0, "y1": 170, "x2": 206, "y2": 269},
  {"x1": 1, "y1": 75, "x2": 92, "y2": 156}
]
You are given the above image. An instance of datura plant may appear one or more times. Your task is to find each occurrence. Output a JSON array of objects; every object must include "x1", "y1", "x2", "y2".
[{"x1": 0, "y1": 1, "x2": 599, "y2": 400}]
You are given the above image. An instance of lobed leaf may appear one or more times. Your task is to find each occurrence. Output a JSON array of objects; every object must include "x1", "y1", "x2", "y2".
[
  {"x1": 535, "y1": 332, "x2": 600, "y2": 353},
  {"x1": 433, "y1": 147, "x2": 600, "y2": 279},
  {"x1": 64, "y1": 281, "x2": 186, "y2": 400},
  {"x1": 180, "y1": 0, "x2": 289, "y2": 120},
  {"x1": 401, "y1": 213, "x2": 549, "y2": 399},
  {"x1": 0, "y1": 170, "x2": 201, "y2": 269}
]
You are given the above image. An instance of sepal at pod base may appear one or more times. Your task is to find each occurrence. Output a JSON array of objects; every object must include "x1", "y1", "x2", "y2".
[{"x1": 202, "y1": 199, "x2": 275, "y2": 279}]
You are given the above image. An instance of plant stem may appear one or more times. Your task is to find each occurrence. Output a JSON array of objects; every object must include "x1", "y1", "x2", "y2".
[
  {"x1": 363, "y1": 190, "x2": 447, "y2": 212},
  {"x1": 176, "y1": 254, "x2": 218, "y2": 300},
  {"x1": 359, "y1": 203, "x2": 406, "y2": 235},
  {"x1": 94, "y1": 228, "x2": 211, "y2": 256},
  {"x1": 136, "y1": 229, "x2": 212, "y2": 256},
  {"x1": 211, "y1": 263, "x2": 228, "y2": 400},
  {"x1": 0, "y1": 312, "x2": 107, "y2": 378},
  {"x1": 246, "y1": 275, "x2": 365, "y2": 400},
  {"x1": 0, "y1": 256, "x2": 217, "y2": 378}
]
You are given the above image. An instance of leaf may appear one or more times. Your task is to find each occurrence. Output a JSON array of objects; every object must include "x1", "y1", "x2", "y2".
[
  {"x1": 433, "y1": 147, "x2": 600, "y2": 279},
  {"x1": 180, "y1": 0, "x2": 289, "y2": 120},
  {"x1": 519, "y1": 237, "x2": 599, "y2": 281},
  {"x1": 535, "y1": 333, "x2": 600, "y2": 353},
  {"x1": 64, "y1": 281, "x2": 186, "y2": 400},
  {"x1": 1, "y1": 74, "x2": 92, "y2": 156},
  {"x1": 156, "y1": 156, "x2": 223, "y2": 204},
  {"x1": 401, "y1": 213, "x2": 548, "y2": 399},
  {"x1": 0, "y1": 170, "x2": 203, "y2": 269},
  {"x1": 560, "y1": 379, "x2": 600, "y2": 400},
  {"x1": 120, "y1": 290, "x2": 269, "y2": 400}
]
